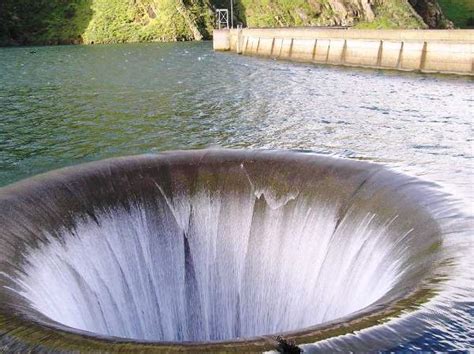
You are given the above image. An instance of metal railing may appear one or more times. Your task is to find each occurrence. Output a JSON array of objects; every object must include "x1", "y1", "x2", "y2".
[{"x1": 216, "y1": 9, "x2": 229, "y2": 29}]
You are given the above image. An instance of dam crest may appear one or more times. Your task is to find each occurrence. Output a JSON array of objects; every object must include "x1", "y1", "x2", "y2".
[{"x1": 214, "y1": 28, "x2": 474, "y2": 76}]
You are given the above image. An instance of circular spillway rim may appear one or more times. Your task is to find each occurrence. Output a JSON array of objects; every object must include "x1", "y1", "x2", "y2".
[
  {"x1": 0, "y1": 287, "x2": 436, "y2": 351},
  {"x1": 0, "y1": 149, "x2": 443, "y2": 352}
]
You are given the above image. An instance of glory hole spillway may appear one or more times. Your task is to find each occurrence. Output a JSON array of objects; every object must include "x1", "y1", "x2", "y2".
[{"x1": 0, "y1": 149, "x2": 466, "y2": 352}]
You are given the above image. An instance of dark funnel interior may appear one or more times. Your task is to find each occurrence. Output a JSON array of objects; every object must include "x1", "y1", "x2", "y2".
[{"x1": 0, "y1": 150, "x2": 442, "y2": 343}]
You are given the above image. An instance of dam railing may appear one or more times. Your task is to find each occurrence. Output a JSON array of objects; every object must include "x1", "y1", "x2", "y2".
[{"x1": 213, "y1": 28, "x2": 474, "y2": 76}]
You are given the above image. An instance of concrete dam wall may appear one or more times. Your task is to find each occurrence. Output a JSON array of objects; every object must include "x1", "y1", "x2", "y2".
[{"x1": 213, "y1": 28, "x2": 474, "y2": 76}]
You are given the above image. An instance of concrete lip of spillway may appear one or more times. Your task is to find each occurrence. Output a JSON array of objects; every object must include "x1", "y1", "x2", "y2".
[{"x1": 0, "y1": 149, "x2": 448, "y2": 351}]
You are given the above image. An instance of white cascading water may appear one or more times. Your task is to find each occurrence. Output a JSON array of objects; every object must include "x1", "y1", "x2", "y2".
[{"x1": 15, "y1": 184, "x2": 402, "y2": 342}]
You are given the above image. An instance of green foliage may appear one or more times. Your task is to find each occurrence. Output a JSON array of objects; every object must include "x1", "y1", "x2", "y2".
[
  {"x1": 437, "y1": 0, "x2": 474, "y2": 28},
  {"x1": 82, "y1": 0, "x2": 201, "y2": 44},
  {"x1": 0, "y1": 0, "x2": 214, "y2": 45},
  {"x1": 0, "y1": 0, "x2": 433, "y2": 46},
  {"x1": 356, "y1": 0, "x2": 424, "y2": 29},
  {"x1": 238, "y1": 0, "x2": 332, "y2": 27},
  {"x1": 237, "y1": 0, "x2": 423, "y2": 29},
  {"x1": 82, "y1": 0, "x2": 141, "y2": 43},
  {"x1": 0, "y1": 0, "x2": 93, "y2": 45}
]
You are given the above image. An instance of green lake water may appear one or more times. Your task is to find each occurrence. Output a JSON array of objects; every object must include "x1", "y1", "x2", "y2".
[{"x1": 0, "y1": 41, "x2": 472, "y2": 350}]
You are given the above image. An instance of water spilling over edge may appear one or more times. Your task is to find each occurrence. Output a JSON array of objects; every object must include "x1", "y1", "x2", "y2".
[{"x1": 0, "y1": 149, "x2": 470, "y2": 352}]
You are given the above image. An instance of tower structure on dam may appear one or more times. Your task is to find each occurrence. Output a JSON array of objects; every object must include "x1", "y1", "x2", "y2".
[{"x1": 214, "y1": 28, "x2": 474, "y2": 76}]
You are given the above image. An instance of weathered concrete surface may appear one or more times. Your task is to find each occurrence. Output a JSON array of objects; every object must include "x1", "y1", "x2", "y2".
[
  {"x1": 213, "y1": 29, "x2": 230, "y2": 51},
  {"x1": 214, "y1": 28, "x2": 474, "y2": 76}
]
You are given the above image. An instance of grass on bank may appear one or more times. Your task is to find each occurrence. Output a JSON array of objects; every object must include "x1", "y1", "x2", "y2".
[
  {"x1": 355, "y1": 0, "x2": 425, "y2": 29},
  {"x1": 0, "y1": 0, "x2": 94, "y2": 45},
  {"x1": 437, "y1": 0, "x2": 474, "y2": 28},
  {"x1": 0, "y1": 0, "x2": 214, "y2": 45},
  {"x1": 4, "y1": 0, "x2": 463, "y2": 46},
  {"x1": 239, "y1": 0, "x2": 424, "y2": 29},
  {"x1": 82, "y1": 0, "x2": 208, "y2": 44},
  {"x1": 238, "y1": 0, "x2": 331, "y2": 27}
]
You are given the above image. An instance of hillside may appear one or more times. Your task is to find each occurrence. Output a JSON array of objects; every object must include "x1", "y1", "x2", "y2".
[
  {"x1": 0, "y1": 0, "x2": 214, "y2": 45},
  {"x1": 0, "y1": 0, "x2": 457, "y2": 46},
  {"x1": 438, "y1": 0, "x2": 474, "y2": 28}
]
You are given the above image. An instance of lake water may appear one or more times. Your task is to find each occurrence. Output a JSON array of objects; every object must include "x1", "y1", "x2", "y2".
[{"x1": 0, "y1": 41, "x2": 472, "y2": 350}]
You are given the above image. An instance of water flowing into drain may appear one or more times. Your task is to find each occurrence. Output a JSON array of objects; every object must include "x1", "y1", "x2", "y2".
[
  {"x1": 0, "y1": 150, "x2": 459, "y2": 351},
  {"x1": 17, "y1": 189, "x2": 401, "y2": 341}
]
